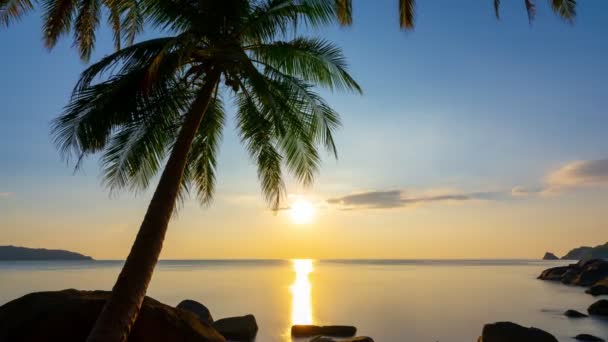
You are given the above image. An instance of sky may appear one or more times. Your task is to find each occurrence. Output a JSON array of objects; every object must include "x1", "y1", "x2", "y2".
[{"x1": 1, "y1": 0, "x2": 607, "y2": 259}]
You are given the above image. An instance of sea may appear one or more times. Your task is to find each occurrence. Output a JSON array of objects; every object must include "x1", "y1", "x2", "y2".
[{"x1": 1, "y1": 259, "x2": 607, "y2": 341}]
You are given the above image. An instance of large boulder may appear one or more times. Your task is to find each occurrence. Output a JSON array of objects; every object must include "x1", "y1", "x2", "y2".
[
  {"x1": 177, "y1": 300, "x2": 214, "y2": 326},
  {"x1": 477, "y1": 322, "x2": 557, "y2": 342},
  {"x1": 574, "y1": 334, "x2": 605, "y2": 341},
  {"x1": 538, "y1": 259, "x2": 608, "y2": 286},
  {"x1": 212, "y1": 314, "x2": 258, "y2": 341},
  {"x1": 538, "y1": 266, "x2": 570, "y2": 281},
  {"x1": 0, "y1": 289, "x2": 225, "y2": 342},
  {"x1": 310, "y1": 337, "x2": 373, "y2": 342},
  {"x1": 564, "y1": 309, "x2": 588, "y2": 318},
  {"x1": 292, "y1": 325, "x2": 357, "y2": 337},
  {"x1": 574, "y1": 260, "x2": 608, "y2": 286},
  {"x1": 586, "y1": 279, "x2": 608, "y2": 296},
  {"x1": 588, "y1": 300, "x2": 608, "y2": 316},
  {"x1": 543, "y1": 252, "x2": 559, "y2": 260}
]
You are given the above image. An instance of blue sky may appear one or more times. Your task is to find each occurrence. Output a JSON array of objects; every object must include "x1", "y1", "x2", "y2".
[{"x1": 1, "y1": 0, "x2": 607, "y2": 259}]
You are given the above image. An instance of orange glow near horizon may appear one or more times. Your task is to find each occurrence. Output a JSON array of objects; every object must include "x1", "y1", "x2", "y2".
[{"x1": 290, "y1": 259, "x2": 314, "y2": 325}]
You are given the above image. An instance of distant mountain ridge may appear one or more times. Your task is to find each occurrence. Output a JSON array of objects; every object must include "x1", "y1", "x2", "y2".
[
  {"x1": 562, "y1": 242, "x2": 608, "y2": 260},
  {"x1": 544, "y1": 242, "x2": 608, "y2": 261},
  {"x1": 0, "y1": 246, "x2": 93, "y2": 261}
]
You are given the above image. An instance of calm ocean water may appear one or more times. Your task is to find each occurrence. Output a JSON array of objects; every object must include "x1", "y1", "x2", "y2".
[{"x1": 1, "y1": 259, "x2": 607, "y2": 341}]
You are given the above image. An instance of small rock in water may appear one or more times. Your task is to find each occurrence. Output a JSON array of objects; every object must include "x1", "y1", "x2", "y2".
[
  {"x1": 565, "y1": 309, "x2": 588, "y2": 318},
  {"x1": 478, "y1": 321, "x2": 558, "y2": 342},
  {"x1": 177, "y1": 299, "x2": 214, "y2": 325},
  {"x1": 574, "y1": 334, "x2": 605, "y2": 341},
  {"x1": 292, "y1": 325, "x2": 357, "y2": 337},
  {"x1": 310, "y1": 337, "x2": 374, "y2": 342},
  {"x1": 212, "y1": 314, "x2": 258, "y2": 341},
  {"x1": 588, "y1": 300, "x2": 608, "y2": 316}
]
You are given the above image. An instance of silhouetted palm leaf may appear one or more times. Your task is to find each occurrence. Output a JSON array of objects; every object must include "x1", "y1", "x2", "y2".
[
  {"x1": 0, "y1": 0, "x2": 34, "y2": 26},
  {"x1": 551, "y1": 0, "x2": 576, "y2": 22},
  {"x1": 399, "y1": 0, "x2": 414, "y2": 29}
]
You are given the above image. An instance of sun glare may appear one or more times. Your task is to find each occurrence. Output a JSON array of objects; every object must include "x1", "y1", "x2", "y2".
[
  {"x1": 290, "y1": 259, "x2": 314, "y2": 325},
  {"x1": 289, "y1": 199, "x2": 315, "y2": 225}
]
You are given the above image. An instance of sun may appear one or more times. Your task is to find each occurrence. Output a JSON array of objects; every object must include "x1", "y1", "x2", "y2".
[{"x1": 290, "y1": 199, "x2": 315, "y2": 225}]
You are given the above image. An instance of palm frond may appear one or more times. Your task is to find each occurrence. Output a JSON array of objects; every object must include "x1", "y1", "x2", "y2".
[
  {"x1": 120, "y1": 0, "x2": 142, "y2": 46},
  {"x1": 550, "y1": 0, "x2": 576, "y2": 22},
  {"x1": 0, "y1": 0, "x2": 34, "y2": 27},
  {"x1": 42, "y1": 0, "x2": 76, "y2": 49},
  {"x1": 75, "y1": 36, "x2": 180, "y2": 92},
  {"x1": 236, "y1": 92, "x2": 285, "y2": 210},
  {"x1": 494, "y1": 0, "x2": 500, "y2": 19},
  {"x1": 74, "y1": 0, "x2": 101, "y2": 61},
  {"x1": 103, "y1": 0, "x2": 122, "y2": 50},
  {"x1": 334, "y1": 0, "x2": 351, "y2": 26},
  {"x1": 525, "y1": 0, "x2": 536, "y2": 24},
  {"x1": 53, "y1": 52, "x2": 188, "y2": 166},
  {"x1": 184, "y1": 91, "x2": 225, "y2": 205},
  {"x1": 249, "y1": 37, "x2": 361, "y2": 93},
  {"x1": 399, "y1": 0, "x2": 415, "y2": 30}
]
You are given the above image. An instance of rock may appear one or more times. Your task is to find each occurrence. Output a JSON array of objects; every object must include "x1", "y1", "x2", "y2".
[
  {"x1": 177, "y1": 300, "x2": 213, "y2": 325},
  {"x1": 212, "y1": 314, "x2": 257, "y2": 341},
  {"x1": 586, "y1": 279, "x2": 608, "y2": 296},
  {"x1": 292, "y1": 325, "x2": 357, "y2": 337},
  {"x1": 310, "y1": 337, "x2": 373, "y2": 342},
  {"x1": 538, "y1": 259, "x2": 608, "y2": 287},
  {"x1": 538, "y1": 266, "x2": 570, "y2": 281},
  {"x1": 588, "y1": 299, "x2": 608, "y2": 316},
  {"x1": 574, "y1": 260, "x2": 608, "y2": 286},
  {"x1": 0, "y1": 289, "x2": 225, "y2": 342},
  {"x1": 477, "y1": 322, "x2": 558, "y2": 342},
  {"x1": 543, "y1": 252, "x2": 559, "y2": 260},
  {"x1": 565, "y1": 309, "x2": 588, "y2": 318},
  {"x1": 574, "y1": 334, "x2": 605, "y2": 341}
]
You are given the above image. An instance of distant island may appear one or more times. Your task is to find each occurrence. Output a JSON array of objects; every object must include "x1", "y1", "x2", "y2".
[
  {"x1": 543, "y1": 242, "x2": 608, "y2": 260},
  {"x1": 0, "y1": 246, "x2": 93, "y2": 261}
]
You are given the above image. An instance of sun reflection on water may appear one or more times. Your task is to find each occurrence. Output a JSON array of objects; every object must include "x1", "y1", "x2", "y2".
[{"x1": 290, "y1": 259, "x2": 314, "y2": 325}]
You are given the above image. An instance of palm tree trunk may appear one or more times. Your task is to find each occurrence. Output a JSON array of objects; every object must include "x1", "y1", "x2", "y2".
[{"x1": 86, "y1": 72, "x2": 221, "y2": 342}]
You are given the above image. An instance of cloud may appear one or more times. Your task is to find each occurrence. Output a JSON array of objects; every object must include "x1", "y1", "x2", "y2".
[
  {"x1": 512, "y1": 159, "x2": 608, "y2": 196},
  {"x1": 327, "y1": 190, "x2": 505, "y2": 210},
  {"x1": 0, "y1": 192, "x2": 14, "y2": 198},
  {"x1": 546, "y1": 159, "x2": 608, "y2": 188},
  {"x1": 511, "y1": 186, "x2": 544, "y2": 197}
]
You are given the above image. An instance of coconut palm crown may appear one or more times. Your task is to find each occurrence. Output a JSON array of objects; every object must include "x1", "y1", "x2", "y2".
[{"x1": 52, "y1": 0, "x2": 360, "y2": 341}]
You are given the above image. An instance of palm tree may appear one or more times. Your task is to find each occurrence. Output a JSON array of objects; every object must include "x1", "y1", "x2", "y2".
[
  {"x1": 0, "y1": 0, "x2": 143, "y2": 60},
  {"x1": 335, "y1": 0, "x2": 577, "y2": 29},
  {"x1": 51, "y1": 0, "x2": 360, "y2": 341}
]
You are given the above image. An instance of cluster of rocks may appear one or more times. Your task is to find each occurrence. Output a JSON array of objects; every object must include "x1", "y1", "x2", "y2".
[
  {"x1": 0, "y1": 289, "x2": 375, "y2": 342},
  {"x1": 535, "y1": 258, "x2": 608, "y2": 341},
  {"x1": 477, "y1": 321, "x2": 606, "y2": 342}
]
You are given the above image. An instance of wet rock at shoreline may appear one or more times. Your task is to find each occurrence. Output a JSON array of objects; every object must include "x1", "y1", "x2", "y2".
[
  {"x1": 588, "y1": 299, "x2": 608, "y2": 316},
  {"x1": 177, "y1": 299, "x2": 214, "y2": 325},
  {"x1": 574, "y1": 334, "x2": 605, "y2": 341},
  {"x1": 538, "y1": 266, "x2": 570, "y2": 281},
  {"x1": 0, "y1": 289, "x2": 225, "y2": 342},
  {"x1": 586, "y1": 279, "x2": 608, "y2": 296},
  {"x1": 565, "y1": 309, "x2": 588, "y2": 318},
  {"x1": 477, "y1": 321, "x2": 558, "y2": 342},
  {"x1": 292, "y1": 325, "x2": 357, "y2": 337},
  {"x1": 538, "y1": 259, "x2": 608, "y2": 286},
  {"x1": 310, "y1": 337, "x2": 373, "y2": 342},
  {"x1": 543, "y1": 252, "x2": 559, "y2": 260},
  {"x1": 212, "y1": 314, "x2": 258, "y2": 341}
]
